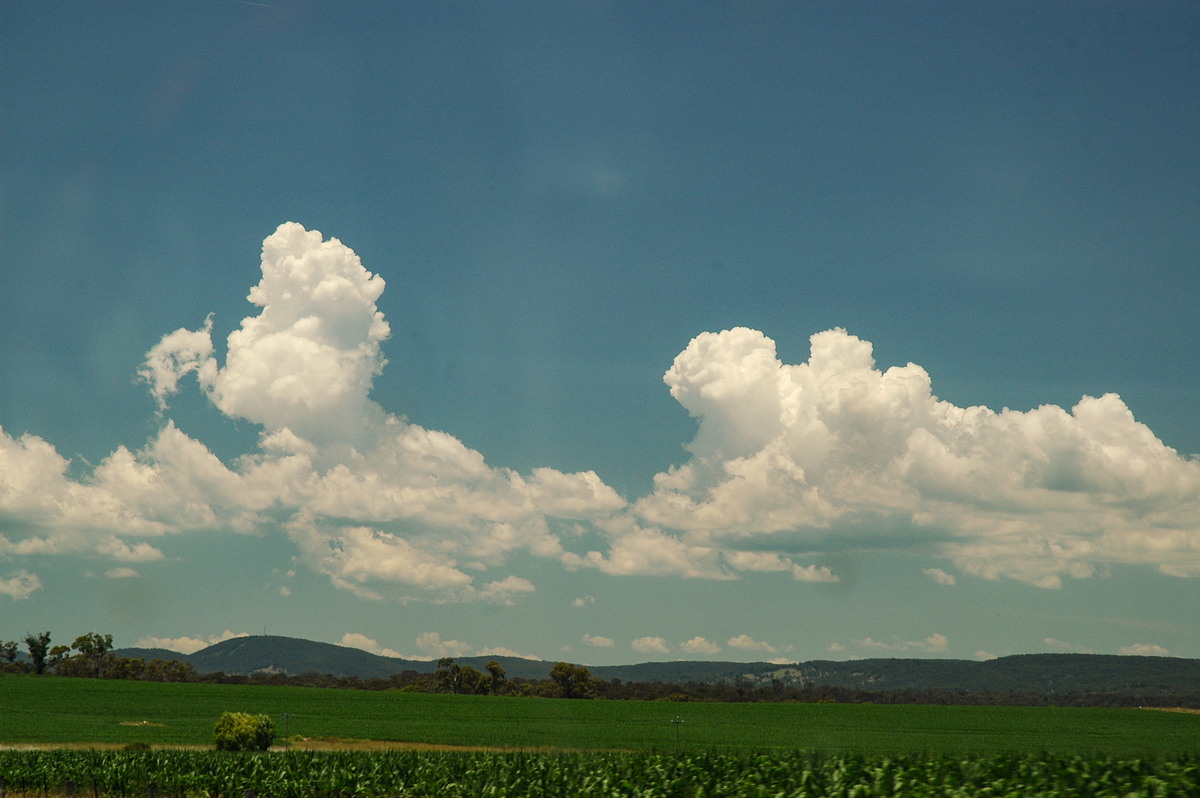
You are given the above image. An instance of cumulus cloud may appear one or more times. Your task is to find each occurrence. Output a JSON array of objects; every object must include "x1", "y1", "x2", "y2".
[
  {"x1": 631, "y1": 636, "x2": 670, "y2": 654},
  {"x1": 137, "y1": 630, "x2": 247, "y2": 655},
  {"x1": 571, "y1": 595, "x2": 596, "y2": 608},
  {"x1": 1118, "y1": 643, "x2": 1170, "y2": 656},
  {"x1": 792, "y1": 564, "x2": 840, "y2": 583},
  {"x1": 0, "y1": 223, "x2": 627, "y2": 603},
  {"x1": 341, "y1": 632, "x2": 403, "y2": 658},
  {"x1": 679, "y1": 636, "x2": 721, "y2": 655},
  {"x1": 105, "y1": 567, "x2": 139, "y2": 579},
  {"x1": 0, "y1": 569, "x2": 41, "y2": 600},
  {"x1": 472, "y1": 576, "x2": 536, "y2": 605},
  {"x1": 631, "y1": 326, "x2": 1200, "y2": 588},
  {"x1": 923, "y1": 568, "x2": 957, "y2": 586},
  {"x1": 727, "y1": 634, "x2": 777, "y2": 654},
  {"x1": 479, "y1": 646, "x2": 543, "y2": 660},
  {"x1": 6, "y1": 224, "x2": 1200, "y2": 610},
  {"x1": 583, "y1": 633, "x2": 615, "y2": 648},
  {"x1": 416, "y1": 631, "x2": 470, "y2": 658},
  {"x1": 857, "y1": 633, "x2": 950, "y2": 654}
]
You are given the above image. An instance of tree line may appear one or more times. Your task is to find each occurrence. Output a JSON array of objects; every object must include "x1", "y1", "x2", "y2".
[
  {"x1": 1, "y1": 632, "x2": 197, "y2": 682},
  {"x1": 5, "y1": 632, "x2": 1199, "y2": 708}
]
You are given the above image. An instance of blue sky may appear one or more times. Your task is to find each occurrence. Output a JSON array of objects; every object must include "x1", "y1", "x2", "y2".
[{"x1": 2, "y1": 1, "x2": 1199, "y2": 665}]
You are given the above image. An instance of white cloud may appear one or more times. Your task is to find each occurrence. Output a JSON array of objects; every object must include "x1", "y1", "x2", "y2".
[
  {"x1": 1, "y1": 224, "x2": 627, "y2": 605},
  {"x1": 340, "y1": 633, "x2": 403, "y2": 659},
  {"x1": 722, "y1": 550, "x2": 793, "y2": 572},
  {"x1": 923, "y1": 568, "x2": 957, "y2": 586},
  {"x1": 858, "y1": 633, "x2": 950, "y2": 654},
  {"x1": 7, "y1": 226, "x2": 1200, "y2": 608},
  {"x1": 571, "y1": 595, "x2": 596, "y2": 608},
  {"x1": 105, "y1": 567, "x2": 139, "y2": 579},
  {"x1": 565, "y1": 517, "x2": 730, "y2": 579},
  {"x1": 631, "y1": 636, "x2": 670, "y2": 654},
  {"x1": 727, "y1": 634, "x2": 777, "y2": 654},
  {"x1": 416, "y1": 631, "x2": 470, "y2": 658},
  {"x1": 137, "y1": 630, "x2": 247, "y2": 655},
  {"x1": 679, "y1": 636, "x2": 721, "y2": 655},
  {"x1": 0, "y1": 569, "x2": 41, "y2": 600},
  {"x1": 633, "y1": 326, "x2": 1200, "y2": 588},
  {"x1": 583, "y1": 633, "x2": 614, "y2": 648},
  {"x1": 1118, "y1": 643, "x2": 1170, "y2": 656},
  {"x1": 826, "y1": 642, "x2": 846, "y2": 653},
  {"x1": 472, "y1": 575, "x2": 536, "y2": 605},
  {"x1": 1040, "y1": 637, "x2": 1092, "y2": 653},
  {"x1": 974, "y1": 650, "x2": 998, "y2": 660},
  {"x1": 478, "y1": 646, "x2": 543, "y2": 661},
  {"x1": 792, "y1": 564, "x2": 840, "y2": 583}
]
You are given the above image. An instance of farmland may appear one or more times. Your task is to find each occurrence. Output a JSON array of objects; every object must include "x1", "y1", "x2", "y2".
[
  {"x1": 3, "y1": 674, "x2": 1200, "y2": 756},
  {"x1": 3, "y1": 675, "x2": 1199, "y2": 795},
  {"x1": 2, "y1": 749, "x2": 1199, "y2": 797}
]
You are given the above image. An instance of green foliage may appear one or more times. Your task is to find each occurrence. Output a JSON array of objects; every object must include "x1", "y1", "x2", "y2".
[
  {"x1": 213, "y1": 711, "x2": 275, "y2": 751},
  {"x1": 1, "y1": 749, "x2": 1199, "y2": 797},
  {"x1": 549, "y1": 661, "x2": 599, "y2": 698},
  {"x1": 23, "y1": 631, "x2": 50, "y2": 674},
  {"x1": 71, "y1": 632, "x2": 114, "y2": 677},
  {"x1": 2, "y1": 674, "x2": 1200, "y2": 756}
]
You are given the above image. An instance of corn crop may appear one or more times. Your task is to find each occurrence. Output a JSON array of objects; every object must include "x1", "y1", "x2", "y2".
[{"x1": 0, "y1": 749, "x2": 1197, "y2": 797}]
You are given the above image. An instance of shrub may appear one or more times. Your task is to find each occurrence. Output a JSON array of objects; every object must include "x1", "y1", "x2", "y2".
[{"x1": 213, "y1": 712, "x2": 275, "y2": 751}]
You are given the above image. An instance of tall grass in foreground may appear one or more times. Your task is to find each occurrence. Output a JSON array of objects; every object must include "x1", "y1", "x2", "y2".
[{"x1": 1, "y1": 749, "x2": 1199, "y2": 797}]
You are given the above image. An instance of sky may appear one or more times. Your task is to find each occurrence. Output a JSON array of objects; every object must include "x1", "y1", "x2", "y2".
[{"x1": 2, "y1": 1, "x2": 1199, "y2": 667}]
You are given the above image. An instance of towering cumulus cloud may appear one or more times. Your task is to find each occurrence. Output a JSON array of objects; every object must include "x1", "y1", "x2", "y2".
[
  {"x1": 143, "y1": 223, "x2": 390, "y2": 451},
  {"x1": 633, "y1": 327, "x2": 1200, "y2": 587},
  {"x1": 3, "y1": 224, "x2": 1199, "y2": 604},
  {"x1": 3, "y1": 223, "x2": 625, "y2": 602}
]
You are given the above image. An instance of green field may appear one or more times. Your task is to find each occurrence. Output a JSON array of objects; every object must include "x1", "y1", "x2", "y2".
[{"x1": 3, "y1": 674, "x2": 1199, "y2": 756}]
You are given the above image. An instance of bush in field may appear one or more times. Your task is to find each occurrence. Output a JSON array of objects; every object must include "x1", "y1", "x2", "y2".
[{"x1": 213, "y1": 711, "x2": 274, "y2": 751}]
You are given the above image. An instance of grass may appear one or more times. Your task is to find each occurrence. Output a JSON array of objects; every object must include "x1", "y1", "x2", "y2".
[{"x1": 2, "y1": 674, "x2": 1199, "y2": 756}]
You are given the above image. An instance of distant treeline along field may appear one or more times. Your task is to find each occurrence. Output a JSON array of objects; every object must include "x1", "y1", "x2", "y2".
[{"x1": 5, "y1": 630, "x2": 1200, "y2": 708}]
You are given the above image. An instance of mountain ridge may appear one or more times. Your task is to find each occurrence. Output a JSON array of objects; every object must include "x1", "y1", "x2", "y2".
[{"x1": 114, "y1": 635, "x2": 1200, "y2": 697}]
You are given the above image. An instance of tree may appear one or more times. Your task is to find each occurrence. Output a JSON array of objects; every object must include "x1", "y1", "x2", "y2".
[
  {"x1": 549, "y1": 662, "x2": 599, "y2": 699},
  {"x1": 24, "y1": 632, "x2": 51, "y2": 675},
  {"x1": 72, "y1": 632, "x2": 114, "y2": 678},
  {"x1": 485, "y1": 660, "x2": 509, "y2": 695},
  {"x1": 213, "y1": 712, "x2": 275, "y2": 751},
  {"x1": 47, "y1": 644, "x2": 71, "y2": 673},
  {"x1": 435, "y1": 657, "x2": 461, "y2": 693},
  {"x1": 0, "y1": 641, "x2": 19, "y2": 673}
]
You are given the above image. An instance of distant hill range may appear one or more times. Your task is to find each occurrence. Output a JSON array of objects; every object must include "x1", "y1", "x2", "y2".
[{"x1": 115, "y1": 635, "x2": 1200, "y2": 698}]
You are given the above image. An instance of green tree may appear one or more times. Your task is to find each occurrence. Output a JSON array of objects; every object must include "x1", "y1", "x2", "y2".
[
  {"x1": 485, "y1": 660, "x2": 509, "y2": 695},
  {"x1": 213, "y1": 712, "x2": 275, "y2": 751},
  {"x1": 549, "y1": 661, "x2": 599, "y2": 699},
  {"x1": 72, "y1": 632, "x2": 114, "y2": 678},
  {"x1": 24, "y1": 632, "x2": 51, "y2": 675},
  {"x1": 435, "y1": 657, "x2": 461, "y2": 693},
  {"x1": 0, "y1": 641, "x2": 19, "y2": 673}
]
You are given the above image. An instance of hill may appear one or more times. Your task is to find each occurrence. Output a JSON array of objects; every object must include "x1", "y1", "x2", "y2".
[{"x1": 114, "y1": 635, "x2": 1200, "y2": 699}]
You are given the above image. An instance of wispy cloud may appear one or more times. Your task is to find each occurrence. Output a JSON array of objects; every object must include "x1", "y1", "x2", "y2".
[
  {"x1": 1117, "y1": 643, "x2": 1170, "y2": 656},
  {"x1": 923, "y1": 568, "x2": 957, "y2": 586}
]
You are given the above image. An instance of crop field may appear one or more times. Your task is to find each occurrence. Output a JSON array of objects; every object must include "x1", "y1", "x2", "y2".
[
  {"x1": 1, "y1": 749, "x2": 1199, "y2": 797},
  {"x1": 3, "y1": 675, "x2": 1200, "y2": 757}
]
